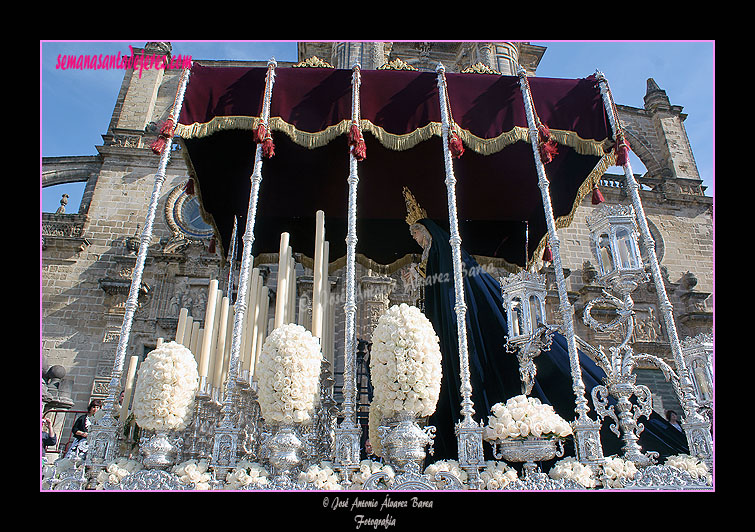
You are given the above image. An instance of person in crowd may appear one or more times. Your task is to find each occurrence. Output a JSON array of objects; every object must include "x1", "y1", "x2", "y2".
[
  {"x1": 64, "y1": 399, "x2": 101, "y2": 460},
  {"x1": 42, "y1": 417, "x2": 57, "y2": 451}
]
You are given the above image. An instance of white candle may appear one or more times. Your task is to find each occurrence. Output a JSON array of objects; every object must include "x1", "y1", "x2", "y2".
[
  {"x1": 221, "y1": 306, "x2": 235, "y2": 388},
  {"x1": 287, "y1": 253, "x2": 296, "y2": 324},
  {"x1": 209, "y1": 289, "x2": 223, "y2": 379},
  {"x1": 312, "y1": 210, "x2": 325, "y2": 338},
  {"x1": 275, "y1": 233, "x2": 290, "y2": 328},
  {"x1": 156, "y1": 338, "x2": 164, "y2": 347},
  {"x1": 176, "y1": 307, "x2": 189, "y2": 344},
  {"x1": 253, "y1": 286, "x2": 270, "y2": 379},
  {"x1": 326, "y1": 296, "x2": 335, "y2": 368},
  {"x1": 212, "y1": 296, "x2": 230, "y2": 390},
  {"x1": 297, "y1": 296, "x2": 308, "y2": 327},
  {"x1": 120, "y1": 355, "x2": 139, "y2": 420},
  {"x1": 189, "y1": 321, "x2": 201, "y2": 360},
  {"x1": 243, "y1": 269, "x2": 261, "y2": 378},
  {"x1": 322, "y1": 240, "x2": 330, "y2": 323},
  {"x1": 182, "y1": 316, "x2": 194, "y2": 348},
  {"x1": 198, "y1": 279, "x2": 219, "y2": 379}
]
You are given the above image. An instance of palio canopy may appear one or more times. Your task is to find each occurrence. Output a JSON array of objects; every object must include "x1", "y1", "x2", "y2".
[{"x1": 176, "y1": 63, "x2": 614, "y2": 271}]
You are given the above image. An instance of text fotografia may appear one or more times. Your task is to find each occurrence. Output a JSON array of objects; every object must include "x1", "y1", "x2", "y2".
[{"x1": 56, "y1": 45, "x2": 191, "y2": 78}]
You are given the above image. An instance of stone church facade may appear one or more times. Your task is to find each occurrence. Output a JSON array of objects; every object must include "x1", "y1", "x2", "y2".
[{"x1": 41, "y1": 42, "x2": 713, "y2": 439}]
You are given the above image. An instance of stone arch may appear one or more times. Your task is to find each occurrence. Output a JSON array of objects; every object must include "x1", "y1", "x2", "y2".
[
  {"x1": 41, "y1": 156, "x2": 101, "y2": 188},
  {"x1": 621, "y1": 126, "x2": 664, "y2": 178},
  {"x1": 42, "y1": 156, "x2": 102, "y2": 214}
]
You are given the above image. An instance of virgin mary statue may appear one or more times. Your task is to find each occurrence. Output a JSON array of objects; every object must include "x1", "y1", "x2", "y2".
[{"x1": 401, "y1": 187, "x2": 689, "y2": 462}]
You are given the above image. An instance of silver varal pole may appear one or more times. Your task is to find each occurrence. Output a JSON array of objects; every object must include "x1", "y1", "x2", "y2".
[
  {"x1": 436, "y1": 63, "x2": 485, "y2": 488},
  {"x1": 86, "y1": 65, "x2": 193, "y2": 470},
  {"x1": 594, "y1": 70, "x2": 712, "y2": 465},
  {"x1": 334, "y1": 63, "x2": 363, "y2": 481},
  {"x1": 517, "y1": 66, "x2": 605, "y2": 466},
  {"x1": 212, "y1": 59, "x2": 277, "y2": 475}
]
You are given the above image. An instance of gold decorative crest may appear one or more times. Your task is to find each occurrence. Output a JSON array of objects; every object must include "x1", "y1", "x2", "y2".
[
  {"x1": 461, "y1": 62, "x2": 501, "y2": 75},
  {"x1": 293, "y1": 56, "x2": 334, "y2": 68},
  {"x1": 403, "y1": 186, "x2": 427, "y2": 225},
  {"x1": 378, "y1": 58, "x2": 418, "y2": 71}
]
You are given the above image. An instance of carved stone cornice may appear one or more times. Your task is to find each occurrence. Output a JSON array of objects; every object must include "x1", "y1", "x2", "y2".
[{"x1": 41, "y1": 213, "x2": 91, "y2": 254}]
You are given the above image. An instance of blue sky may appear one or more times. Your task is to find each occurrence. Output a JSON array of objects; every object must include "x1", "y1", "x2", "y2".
[{"x1": 40, "y1": 40, "x2": 714, "y2": 213}]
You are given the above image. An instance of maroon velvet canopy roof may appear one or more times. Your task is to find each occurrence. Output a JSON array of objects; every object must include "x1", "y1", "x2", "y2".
[{"x1": 176, "y1": 63, "x2": 614, "y2": 271}]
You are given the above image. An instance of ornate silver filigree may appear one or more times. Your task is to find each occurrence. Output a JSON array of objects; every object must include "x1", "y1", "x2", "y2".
[
  {"x1": 118, "y1": 469, "x2": 191, "y2": 490},
  {"x1": 377, "y1": 411, "x2": 436, "y2": 475},
  {"x1": 623, "y1": 464, "x2": 712, "y2": 490}
]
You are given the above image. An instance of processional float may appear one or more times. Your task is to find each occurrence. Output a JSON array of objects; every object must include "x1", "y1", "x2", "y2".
[{"x1": 45, "y1": 55, "x2": 713, "y2": 491}]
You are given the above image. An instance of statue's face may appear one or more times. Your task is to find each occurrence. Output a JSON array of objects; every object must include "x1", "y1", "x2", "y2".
[{"x1": 410, "y1": 224, "x2": 430, "y2": 249}]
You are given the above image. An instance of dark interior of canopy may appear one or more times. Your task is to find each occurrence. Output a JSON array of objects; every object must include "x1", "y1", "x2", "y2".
[{"x1": 182, "y1": 126, "x2": 602, "y2": 269}]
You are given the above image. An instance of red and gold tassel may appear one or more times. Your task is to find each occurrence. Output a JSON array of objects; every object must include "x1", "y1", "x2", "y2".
[
  {"x1": 537, "y1": 124, "x2": 558, "y2": 164},
  {"x1": 542, "y1": 244, "x2": 553, "y2": 263},
  {"x1": 150, "y1": 117, "x2": 176, "y2": 155},
  {"x1": 348, "y1": 121, "x2": 366, "y2": 161},
  {"x1": 615, "y1": 132, "x2": 630, "y2": 167},
  {"x1": 592, "y1": 184, "x2": 605, "y2": 205},
  {"x1": 253, "y1": 121, "x2": 275, "y2": 158},
  {"x1": 448, "y1": 127, "x2": 464, "y2": 159}
]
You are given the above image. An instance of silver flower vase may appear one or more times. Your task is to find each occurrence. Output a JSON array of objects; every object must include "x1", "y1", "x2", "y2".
[
  {"x1": 265, "y1": 424, "x2": 304, "y2": 479},
  {"x1": 378, "y1": 411, "x2": 436, "y2": 474},
  {"x1": 141, "y1": 430, "x2": 179, "y2": 470},
  {"x1": 492, "y1": 436, "x2": 565, "y2": 477}
]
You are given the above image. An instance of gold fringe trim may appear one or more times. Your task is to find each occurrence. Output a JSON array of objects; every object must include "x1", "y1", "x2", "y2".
[
  {"x1": 527, "y1": 150, "x2": 616, "y2": 271},
  {"x1": 176, "y1": 115, "x2": 609, "y2": 157}
]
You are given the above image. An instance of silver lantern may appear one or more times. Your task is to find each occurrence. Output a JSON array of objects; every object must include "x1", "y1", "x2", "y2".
[
  {"x1": 586, "y1": 204, "x2": 645, "y2": 296},
  {"x1": 500, "y1": 271, "x2": 556, "y2": 394}
]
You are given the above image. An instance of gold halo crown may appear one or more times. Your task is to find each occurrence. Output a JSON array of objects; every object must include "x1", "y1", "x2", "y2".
[{"x1": 403, "y1": 186, "x2": 427, "y2": 226}]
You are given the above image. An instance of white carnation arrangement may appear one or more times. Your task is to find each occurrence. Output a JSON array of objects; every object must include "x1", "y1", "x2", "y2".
[
  {"x1": 548, "y1": 457, "x2": 598, "y2": 488},
  {"x1": 298, "y1": 461, "x2": 342, "y2": 490},
  {"x1": 256, "y1": 324, "x2": 323, "y2": 425},
  {"x1": 172, "y1": 458, "x2": 213, "y2": 490},
  {"x1": 483, "y1": 395, "x2": 573, "y2": 441},
  {"x1": 132, "y1": 341, "x2": 199, "y2": 432},
  {"x1": 479, "y1": 460, "x2": 519, "y2": 490},
  {"x1": 665, "y1": 454, "x2": 712, "y2": 484},
  {"x1": 350, "y1": 460, "x2": 396, "y2": 490},
  {"x1": 224, "y1": 460, "x2": 271, "y2": 490},
  {"x1": 424, "y1": 460, "x2": 469, "y2": 489},
  {"x1": 369, "y1": 304, "x2": 442, "y2": 455},
  {"x1": 599, "y1": 456, "x2": 638, "y2": 488},
  {"x1": 94, "y1": 458, "x2": 143, "y2": 489}
]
